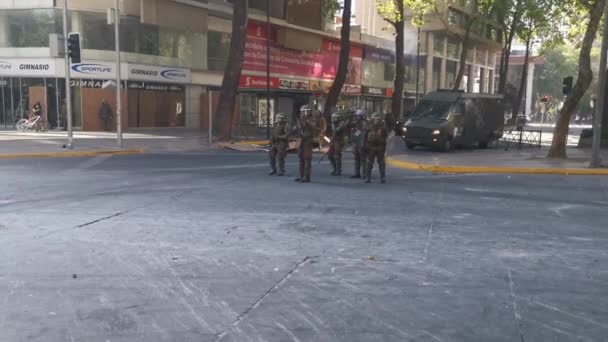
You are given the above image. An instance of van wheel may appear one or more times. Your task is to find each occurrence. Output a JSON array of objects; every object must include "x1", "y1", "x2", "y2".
[
  {"x1": 478, "y1": 141, "x2": 489, "y2": 149},
  {"x1": 405, "y1": 142, "x2": 417, "y2": 150},
  {"x1": 441, "y1": 138, "x2": 453, "y2": 152}
]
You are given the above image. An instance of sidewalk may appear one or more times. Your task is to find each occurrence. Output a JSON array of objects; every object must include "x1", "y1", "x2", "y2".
[
  {"x1": 0, "y1": 128, "x2": 214, "y2": 157},
  {"x1": 386, "y1": 136, "x2": 608, "y2": 175}
]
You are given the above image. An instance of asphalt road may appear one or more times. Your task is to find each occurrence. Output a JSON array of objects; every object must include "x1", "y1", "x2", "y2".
[{"x1": 1, "y1": 151, "x2": 607, "y2": 342}]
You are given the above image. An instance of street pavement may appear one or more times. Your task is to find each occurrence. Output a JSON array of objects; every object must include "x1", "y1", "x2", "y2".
[{"x1": 1, "y1": 151, "x2": 607, "y2": 341}]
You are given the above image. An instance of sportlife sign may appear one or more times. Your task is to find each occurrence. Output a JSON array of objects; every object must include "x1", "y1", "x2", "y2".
[
  {"x1": 128, "y1": 64, "x2": 191, "y2": 83},
  {"x1": 71, "y1": 63, "x2": 115, "y2": 79}
]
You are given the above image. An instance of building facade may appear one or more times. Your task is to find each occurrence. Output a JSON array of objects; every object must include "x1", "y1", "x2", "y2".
[{"x1": 0, "y1": 0, "x2": 502, "y2": 132}]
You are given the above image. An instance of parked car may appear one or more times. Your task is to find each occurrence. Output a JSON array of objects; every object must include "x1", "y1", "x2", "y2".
[{"x1": 398, "y1": 90, "x2": 505, "y2": 152}]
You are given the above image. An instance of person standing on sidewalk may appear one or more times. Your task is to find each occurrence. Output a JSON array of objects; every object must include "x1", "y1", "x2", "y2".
[
  {"x1": 269, "y1": 113, "x2": 288, "y2": 176},
  {"x1": 328, "y1": 111, "x2": 348, "y2": 176},
  {"x1": 294, "y1": 105, "x2": 316, "y2": 183},
  {"x1": 98, "y1": 99, "x2": 113, "y2": 132},
  {"x1": 350, "y1": 109, "x2": 368, "y2": 179},
  {"x1": 365, "y1": 112, "x2": 388, "y2": 184}
]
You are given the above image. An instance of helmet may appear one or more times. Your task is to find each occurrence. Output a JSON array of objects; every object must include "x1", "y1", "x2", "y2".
[
  {"x1": 275, "y1": 113, "x2": 286, "y2": 123},
  {"x1": 354, "y1": 109, "x2": 366, "y2": 119},
  {"x1": 331, "y1": 112, "x2": 341, "y2": 123},
  {"x1": 300, "y1": 104, "x2": 313, "y2": 120},
  {"x1": 300, "y1": 104, "x2": 313, "y2": 115}
]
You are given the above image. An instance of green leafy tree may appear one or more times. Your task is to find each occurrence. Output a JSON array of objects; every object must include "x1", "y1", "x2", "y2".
[
  {"x1": 548, "y1": 0, "x2": 606, "y2": 158},
  {"x1": 496, "y1": 0, "x2": 526, "y2": 95},
  {"x1": 377, "y1": 0, "x2": 432, "y2": 117},
  {"x1": 511, "y1": 0, "x2": 557, "y2": 118},
  {"x1": 431, "y1": 0, "x2": 497, "y2": 90}
]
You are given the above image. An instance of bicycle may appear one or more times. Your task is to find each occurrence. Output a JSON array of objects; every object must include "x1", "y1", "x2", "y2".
[{"x1": 15, "y1": 114, "x2": 46, "y2": 132}]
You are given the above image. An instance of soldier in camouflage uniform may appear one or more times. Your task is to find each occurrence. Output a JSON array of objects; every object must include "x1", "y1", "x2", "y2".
[
  {"x1": 350, "y1": 109, "x2": 368, "y2": 179},
  {"x1": 268, "y1": 113, "x2": 288, "y2": 176},
  {"x1": 365, "y1": 112, "x2": 388, "y2": 183},
  {"x1": 293, "y1": 104, "x2": 316, "y2": 183},
  {"x1": 328, "y1": 112, "x2": 348, "y2": 176}
]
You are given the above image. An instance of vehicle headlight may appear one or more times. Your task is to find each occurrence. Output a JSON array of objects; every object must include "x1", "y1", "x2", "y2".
[
  {"x1": 401, "y1": 127, "x2": 407, "y2": 133},
  {"x1": 432, "y1": 129, "x2": 441, "y2": 135}
]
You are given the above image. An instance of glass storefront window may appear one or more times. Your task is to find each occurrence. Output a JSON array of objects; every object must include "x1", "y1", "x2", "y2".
[{"x1": 239, "y1": 93, "x2": 257, "y2": 126}]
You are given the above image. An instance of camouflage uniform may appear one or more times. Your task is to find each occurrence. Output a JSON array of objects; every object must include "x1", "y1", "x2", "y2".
[
  {"x1": 269, "y1": 113, "x2": 288, "y2": 176},
  {"x1": 328, "y1": 112, "x2": 348, "y2": 176},
  {"x1": 294, "y1": 105, "x2": 316, "y2": 183},
  {"x1": 366, "y1": 112, "x2": 388, "y2": 183},
  {"x1": 350, "y1": 109, "x2": 368, "y2": 179}
]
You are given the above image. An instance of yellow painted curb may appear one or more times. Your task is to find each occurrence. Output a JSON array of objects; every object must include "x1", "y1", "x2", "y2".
[
  {"x1": 387, "y1": 157, "x2": 608, "y2": 176},
  {"x1": 0, "y1": 148, "x2": 144, "y2": 159},
  {"x1": 235, "y1": 140, "x2": 269, "y2": 146}
]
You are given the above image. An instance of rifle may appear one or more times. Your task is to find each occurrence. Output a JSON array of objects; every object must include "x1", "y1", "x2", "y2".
[{"x1": 317, "y1": 136, "x2": 332, "y2": 164}]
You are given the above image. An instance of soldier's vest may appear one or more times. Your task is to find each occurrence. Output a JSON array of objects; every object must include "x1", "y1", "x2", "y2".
[
  {"x1": 368, "y1": 126, "x2": 387, "y2": 148},
  {"x1": 351, "y1": 121, "x2": 367, "y2": 147}
]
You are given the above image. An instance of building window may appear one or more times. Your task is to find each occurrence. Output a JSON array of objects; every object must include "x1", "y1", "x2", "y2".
[
  {"x1": 81, "y1": 12, "x2": 115, "y2": 50},
  {"x1": 434, "y1": 34, "x2": 444, "y2": 56},
  {"x1": 447, "y1": 38, "x2": 460, "y2": 60},
  {"x1": 208, "y1": 31, "x2": 231, "y2": 71},
  {"x1": 448, "y1": 9, "x2": 462, "y2": 27},
  {"x1": 384, "y1": 63, "x2": 395, "y2": 82},
  {"x1": 4, "y1": 9, "x2": 62, "y2": 48}
]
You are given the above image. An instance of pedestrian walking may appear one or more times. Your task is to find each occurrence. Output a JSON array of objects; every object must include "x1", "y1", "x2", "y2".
[
  {"x1": 366, "y1": 112, "x2": 388, "y2": 184},
  {"x1": 269, "y1": 113, "x2": 288, "y2": 176},
  {"x1": 98, "y1": 99, "x2": 113, "y2": 132}
]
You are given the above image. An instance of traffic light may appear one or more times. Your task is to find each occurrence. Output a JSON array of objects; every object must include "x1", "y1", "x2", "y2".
[
  {"x1": 67, "y1": 33, "x2": 81, "y2": 64},
  {"x1": 562, "y1": 76, "x2": 573, "y2": 95}
]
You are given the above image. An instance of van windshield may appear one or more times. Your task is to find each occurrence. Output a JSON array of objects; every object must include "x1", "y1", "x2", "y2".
[{"x1": 411, "y1": 100, "x2": 452, "y2": 121}]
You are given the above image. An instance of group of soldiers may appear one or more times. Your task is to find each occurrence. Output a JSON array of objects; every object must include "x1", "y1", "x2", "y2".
[{"x1": 268, "y1": 105, "x2": 389, "y2": 184}]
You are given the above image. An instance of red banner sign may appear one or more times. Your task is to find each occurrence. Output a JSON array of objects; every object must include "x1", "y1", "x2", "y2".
[
  {"x1": 239, "y1": 75, "x2": 279, "y2": 89},
  {"x1": 244, "y1": 21, "x2": 362, "y2": 84}
]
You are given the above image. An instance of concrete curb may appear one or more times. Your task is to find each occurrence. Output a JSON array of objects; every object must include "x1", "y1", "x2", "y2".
[
  {"x1": 387, "y1": 157, "x2": 608, "y2": 176},
  {"x1": 0, "y1": 148, "x2": 145, "y2": 159}
]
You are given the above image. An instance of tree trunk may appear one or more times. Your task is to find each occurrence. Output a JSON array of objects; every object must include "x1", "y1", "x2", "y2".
[
  {"x1": 548, "y1": 0, "x2": 605, "y2": 158},
  {"x1": 498, "y1": 0, "x2": 524, "y2": 94},
  {"x1": 453, "y1": 22, "x2": 473, "y2": 91},
  {"x1": 512, "y1": 35, "x2": 531, "y2": 119},
  {"x1": 216, "y1": 0, "x2": 248, "y2": 141},
  {"x1": 392, "y1": 2, "x2": 405, "y2": 118},
  {"x1": 323, "y1": 0, "x2": 351, "y2": 122}
]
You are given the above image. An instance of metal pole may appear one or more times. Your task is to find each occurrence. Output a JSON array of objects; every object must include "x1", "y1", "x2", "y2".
[
  {"x1": 265, "y1": 0, "x2": 271, "y2": 140},
  {"x1": 416, "y1": 27, "x2": 421, "y2": 106},
  {"x1": 208, "y1": 91, "x2": 213, "y2": 145},
  {"x1": 114, "y1": 0, "x2": 123, "y2": 148},
  {"x1": 591, "y1": 0, "x2": 608, "y2": 168},
  {"x1": 62, "y1": 0, "x2": 73, "y2": 149}
]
